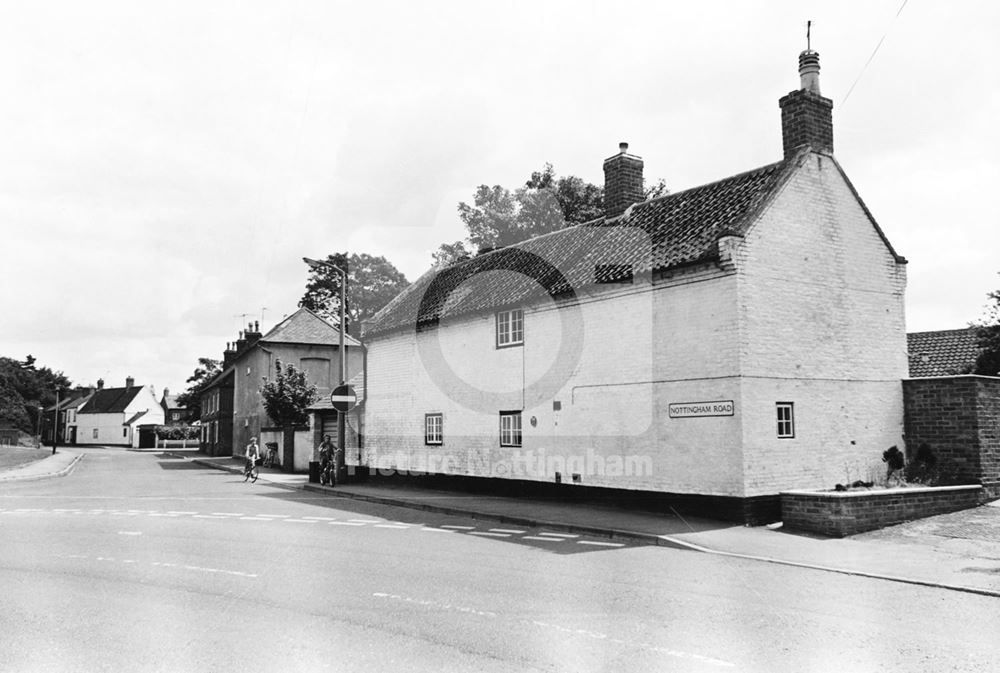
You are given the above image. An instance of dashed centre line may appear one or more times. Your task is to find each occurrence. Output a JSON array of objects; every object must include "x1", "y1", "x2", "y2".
[{"x1": 9, "y1": 508, "x2": 633, "y2": 549}]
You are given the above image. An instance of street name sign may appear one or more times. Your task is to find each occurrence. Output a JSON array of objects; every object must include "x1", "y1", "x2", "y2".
[{"x1": 668, "y1": 400, "x2": 735, "y2": 418}]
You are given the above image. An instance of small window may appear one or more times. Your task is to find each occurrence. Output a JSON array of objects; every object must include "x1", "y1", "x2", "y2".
[
  {"x1": 424, "y1": 413, "x2": 443, "y2": 445},
  {"x1": 776, "y1": 402, "x2": 795, "y2": 439},
  {"x1": 499, "y1": 411, "x2": 522, "y2": 447},
  {"x1": 93, "y1": 428, "x2": 98, "y2": 439},
  {"x1": 123, "y1": 428, "x2": 128, "y2": 438},
  {"x1": 496, "y1": 309, "x2": 524, "y2": 348}
]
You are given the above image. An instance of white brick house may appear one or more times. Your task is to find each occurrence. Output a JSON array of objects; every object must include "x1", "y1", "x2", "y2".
[
  {"x1": 75, "y1": 378, "x2": 164, "y2": 447},
  {"x1": 360, "y1": 48, "x2": 908, "y2": 521}
]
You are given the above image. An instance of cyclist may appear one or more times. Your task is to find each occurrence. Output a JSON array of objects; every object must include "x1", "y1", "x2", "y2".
[{"x1": 244, "y1": 437, "x2": 261, "y2": 482}]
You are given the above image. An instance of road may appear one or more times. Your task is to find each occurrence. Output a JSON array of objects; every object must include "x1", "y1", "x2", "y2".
[{"x1": 1, "y1": 446, "x2": 998, "y2": 672}]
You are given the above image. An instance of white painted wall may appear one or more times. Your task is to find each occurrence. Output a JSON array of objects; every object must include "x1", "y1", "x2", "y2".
[
  {"x1": 734, "y1": 153, "x2": 907, "y2": 495},
  {"x1": 363, "y1": 152, "x2": 907, "y2": 499}
]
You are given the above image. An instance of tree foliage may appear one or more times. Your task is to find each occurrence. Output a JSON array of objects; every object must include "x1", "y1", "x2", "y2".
[
  {"x1": 0, "y1": 355, "x2": 72, "y2": 432},
  {"x1": 436, "y1": 162, "x2": 668, "y2": 265},
  {"x1": 971, "y1": 285, "x2": 1000, "y2": 376},
  {"x1": 175, "y1": 357, "x2": 222, "y2": 419},
  {"x1": 260, "y1": 359, "x2": 317, "y2": 427},
  {"x1": 299, "y1": 252, "x2": 410, "y2": 334}
]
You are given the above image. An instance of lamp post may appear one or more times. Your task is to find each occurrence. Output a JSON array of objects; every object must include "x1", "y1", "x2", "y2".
[
  {"x1": 36, "y1": 406, "x2": 43, "y2": 448},
  {"x1": 52, "y1": 388, "x2": 61, "y2": 455},
  {"x1": 303, "y1": 256, "x2": 348, "y2": 484}
]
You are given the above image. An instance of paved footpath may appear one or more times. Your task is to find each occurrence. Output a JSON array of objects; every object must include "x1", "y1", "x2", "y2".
[{"x1": 9, "y1": 448, "x2": 1000, "y2": 597}]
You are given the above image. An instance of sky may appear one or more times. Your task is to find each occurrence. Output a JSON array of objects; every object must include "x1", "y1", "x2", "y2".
[{"x1": 2, "y1": 1, "x2": 998, "y2": 396}]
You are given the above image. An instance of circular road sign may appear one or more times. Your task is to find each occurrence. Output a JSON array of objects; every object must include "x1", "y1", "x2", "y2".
[{"x1": 330, "y1": 384, "x2": 357, "y2": 413}]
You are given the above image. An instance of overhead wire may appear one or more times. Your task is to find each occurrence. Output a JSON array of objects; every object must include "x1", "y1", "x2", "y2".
[{"x1": 841, "y1": 0, "x2": 910, "y2": 106}]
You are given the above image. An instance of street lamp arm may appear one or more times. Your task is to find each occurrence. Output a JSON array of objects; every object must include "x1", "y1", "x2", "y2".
[{"x1": 302, "y1": 257, "x2": 346, "y2": 277}]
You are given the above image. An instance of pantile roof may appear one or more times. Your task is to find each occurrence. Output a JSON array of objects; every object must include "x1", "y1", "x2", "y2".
[
  {"x1": 78, "y1": 386, "x2": 145, "y2": 414},
  {"x1": 366, "y1": 148, "x2": 894, "y2": 338},
  {"x1": 907, "y1": 328, "x2": 981, "y2": 377}
]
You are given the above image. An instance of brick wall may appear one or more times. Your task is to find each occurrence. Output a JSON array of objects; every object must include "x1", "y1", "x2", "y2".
[
  {"x1": 903, "y1": 375, "x2": 1000, "y2": 498},
  {"x1": 781, "y1": 485, "x2": 982, "y2": 537}
]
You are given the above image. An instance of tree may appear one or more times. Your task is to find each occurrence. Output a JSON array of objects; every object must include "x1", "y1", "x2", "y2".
[
  {"x1": 0, "y1": 355, "x2": 72, "y2": 433},
  {"x1": 436, "y1": 163, "x2": 668, "y2": 265},
  {"x1": 432, "y1": 240, "x2": 473, "y2": 268},
  {"x1": 259, "y1": 359, "x2": 317, "y2": 428},
  {"x1": 299, "y1": 253, "x2": 410, "y2": 334},
  {"x1": 970, "y1": 285, "x2": 1000, "y2": 376},
  {"x1": 175, "y1": 357, "x2": 222, "y2": 419}
]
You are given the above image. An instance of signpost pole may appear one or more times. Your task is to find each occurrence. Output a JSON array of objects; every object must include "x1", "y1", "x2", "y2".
[
  {"x1": 337, "y1": 264, "x2": 347, "y2": 484},
  {"x1": 303, "y1": 256, "x2": 350, "y2": 484}
]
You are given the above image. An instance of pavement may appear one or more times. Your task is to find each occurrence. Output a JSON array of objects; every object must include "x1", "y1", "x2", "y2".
[
  {"x1": 7, "y1": 448, "x2": 1000, "y2": 597},
  {"x1": 0, "y1": 448, "x2": 82, "y2": 482}
]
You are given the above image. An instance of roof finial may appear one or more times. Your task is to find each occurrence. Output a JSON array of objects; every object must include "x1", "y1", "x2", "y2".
[{"x1": 807, "y1": 20, "x2": 811, "y2": 52}]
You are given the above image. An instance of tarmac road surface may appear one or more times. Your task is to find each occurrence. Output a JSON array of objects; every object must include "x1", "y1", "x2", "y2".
[{"x1": 2, "y1": 447, "x2": 999, "y2": 673}]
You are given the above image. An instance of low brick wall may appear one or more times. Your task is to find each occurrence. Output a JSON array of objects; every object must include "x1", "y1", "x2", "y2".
[{"x1": 781, "y1": 485, "x2": 982, "y2": 537}]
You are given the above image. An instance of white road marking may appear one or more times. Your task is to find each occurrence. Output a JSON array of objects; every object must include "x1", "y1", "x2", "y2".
[
  {"x1": 374, "y1": 524, "x2": 409, "y2": 529},
  {"x1": 118, "y1": 531, "x2": 142, "y2": 536},
  {"x1": 469, "y1": 531, "x2": 511, "y2": 538},
  {"x1": 537, "y1": 532, "x2": 579, "y2": 538},
  {"x1": 149, "y1": 513, "x2": 179, "y2": 517},
  {"x1": 373, "y1": 593, "x2": 497, "y2": 618},
  {"x1": 211, "y1": 512, "x2": 243, "y2": 517},
  {"x1": 258, "y1": 514, "x2": 290, "y2": 519},
  {"x1": 347, "y1": 519, "x2": 379, "y2": 523},
  {"x1": 167, "y1": 511, "x2": 197, "y2": 515},
  {"x1": 421, "y1": 527, "x2": 454, "y2": 533},
  {"x1": 54, "y1": 508, "x2": 80, "y2": 512},
  {"x1": 283, "y1": 519, "x2": 318, "y2": 524},
  {"x1": 440, "y1": 525, "x2": 475, "y2": 530},
  {"x1": 489, "y1": 528, "x2": 525, "y2": 534},
  {"x1": 523, "y1": 536, "x2": 566, "y2": 542},
  {"x1": 240, "y1": 517, "x2": 270, "y2": 521},
  {"x1": 576, "y1": 540, "x2": 625, "y2": 547},
  {"x1": 303, "y1": 516, "x2": 338, "y2": 521},
  {"x1": 328, "y1": 521, "x2": 366, "y2": 526}
]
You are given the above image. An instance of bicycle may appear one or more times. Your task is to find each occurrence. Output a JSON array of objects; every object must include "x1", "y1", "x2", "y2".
[
  {"x1": 243, "y1": 458, "x2": 259, "y2": 483},
  {"x1": 263, "y1": 442, "x2": 279, "y2": 468},
  {"x1": 319, "y1": 460, "x2": 335, "y2": 486}
]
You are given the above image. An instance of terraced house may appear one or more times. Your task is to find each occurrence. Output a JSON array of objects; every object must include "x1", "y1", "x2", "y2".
[{"x1": 361, "y1": 48, "x2": 909, "y2": 522}]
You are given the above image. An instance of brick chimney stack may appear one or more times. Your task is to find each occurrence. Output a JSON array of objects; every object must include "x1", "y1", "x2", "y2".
[
  {"x1": 223, "y1": 342, "x2": 237, "y2": 368},
  {"x1": 779, "y1": 49, "x2": 833, "y2": 158},
  {"x1": 603, "y1": 142, "x2": 644, "y2": 220},
  {"x1": 125, "y1": 376, "x2": 134, "y2": 390},
  {"x1": 97, "y1": 378, "x2": 104, "y2": 390}
]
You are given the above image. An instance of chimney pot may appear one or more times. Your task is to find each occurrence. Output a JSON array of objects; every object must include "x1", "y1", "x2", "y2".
[
  {"x1": 97, "y1": 378, "x2": 104, "y2": 390},
  {"x1": 126, "y1": 376, "x2": 134, "y2": 389},
  {"x1": 779, "y1": 49, "x2": 833, "y2": 158},
  {"x1": 619, "y1": 142, "x2": 628, "y2": 153}
]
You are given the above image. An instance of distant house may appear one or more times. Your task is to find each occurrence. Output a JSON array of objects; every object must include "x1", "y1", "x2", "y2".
[
  {"x1": 75, "y1": 378, "x2": 164, "y2": 447},
  {"x1": 42, "y1": 387, "x2": 94, "y2": 445},
  {"x1": 198, "y1": 310, "x2": 364, "y2": 468},
  {"x1": 361, "y1": 47, "x2": 909, "y2": 522},
  {"x1": 159, "y1": 388, "x2": 192, "y2": 425},
  {"x1": 907, "y1": 327, "x2": 981, "y2": 377}
]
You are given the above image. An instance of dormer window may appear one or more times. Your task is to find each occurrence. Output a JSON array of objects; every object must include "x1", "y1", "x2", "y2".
[{"x1": 496, "y1": 309, "x2": 524, "y2": 348}]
